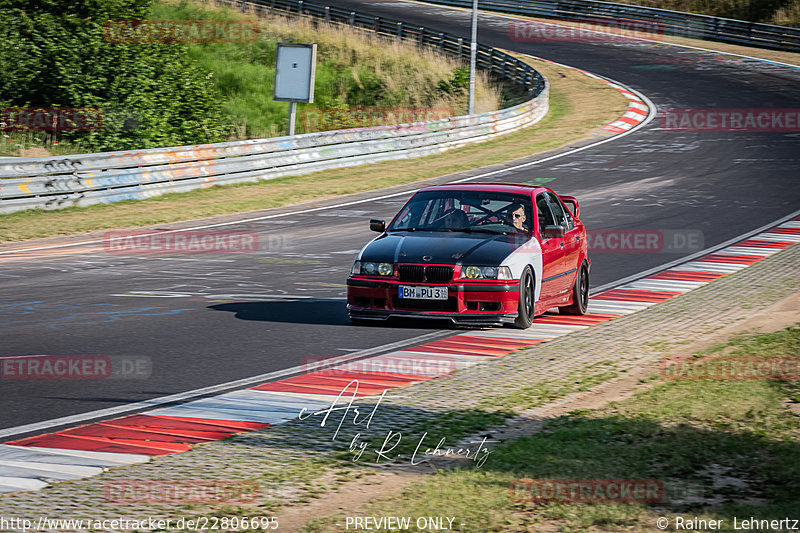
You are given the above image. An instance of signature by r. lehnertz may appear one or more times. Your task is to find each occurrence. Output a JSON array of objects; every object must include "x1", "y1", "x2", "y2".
[{"x1": 298, "y1": 379, "x2": 494, "y2": 468}]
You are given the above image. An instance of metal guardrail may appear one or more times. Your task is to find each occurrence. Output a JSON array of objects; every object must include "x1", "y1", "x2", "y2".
[
  {"x1": 0, "y1": 0, "x2": 548, "y2": 214},
  {"x1": 243, "y1": 0, "x2": 547, "y2": 94},
  {"x1": 420, "y1": 0, "x2": 800, "y2": 52}
]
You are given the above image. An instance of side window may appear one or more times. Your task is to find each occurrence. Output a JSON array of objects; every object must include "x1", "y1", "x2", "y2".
[
  {"x1": 508, "y1": 197, "x2": 533, "y2": 233},
  {"x1": 536, "y1": 193, "x2": 555, "y2": 235},
  {"x1": 546, "y1": 192, "x2": 573, "y2": 230},
  {"x1": 563, "y1": 205, "x2": 574, "y2": 229},
  {"x1": 522, "y1": 198, "x2": 534, "y2": 233}
]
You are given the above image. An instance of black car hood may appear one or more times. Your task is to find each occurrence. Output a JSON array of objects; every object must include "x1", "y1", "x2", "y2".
[{"x1": 359, "y1": 231, "x2": 529, "y2": 265}]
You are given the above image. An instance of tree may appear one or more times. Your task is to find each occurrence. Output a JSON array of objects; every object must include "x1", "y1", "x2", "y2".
[{"x1": 0, "y1": 0, "x2": 232, "y2": 151}]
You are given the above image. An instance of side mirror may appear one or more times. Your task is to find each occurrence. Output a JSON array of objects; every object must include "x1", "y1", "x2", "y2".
[
  {"x1": 369, "y1": 219, "x2": 386, "y2": 233},
  {"x1": 543, "y1": 225, "x2": 565, "y2": 239}
]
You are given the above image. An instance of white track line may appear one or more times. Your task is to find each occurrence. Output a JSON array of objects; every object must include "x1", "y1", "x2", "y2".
[
  {"x1": 0, "y1": 56, "x2": 655, "y2": 257},
  {"x1": 409, "y1": 0, "x2": 800, "y2": 70},
  {"x1": 0, "y1": 36, "x2": 789, "y2": 442},
  {"x1": 589, "y1": 208, "x2": 800, "y2": 294},
  {"x1": 0, "y1": 330, "x2": 446, "y2": 439}
]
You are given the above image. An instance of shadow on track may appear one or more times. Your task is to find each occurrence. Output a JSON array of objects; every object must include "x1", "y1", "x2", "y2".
[{"x1": 208, "y1": 299, "x2": 455, "y2": 329}]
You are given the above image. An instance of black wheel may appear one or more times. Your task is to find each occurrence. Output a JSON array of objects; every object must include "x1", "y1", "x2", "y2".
[
  {"x1": 559, "y1": 262, "x2": 588, "y2": 315},
  {"x1": 514, "y1": 267, "x2": 535, "y2": 329}
]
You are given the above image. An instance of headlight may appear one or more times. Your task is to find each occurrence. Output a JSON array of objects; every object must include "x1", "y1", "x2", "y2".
[
  {"x1": 351, "y1": 261, "x2": 395, "y2": 276},
  {"x1": 461, "y1": 265, "x2": 512, "y2": 280}
]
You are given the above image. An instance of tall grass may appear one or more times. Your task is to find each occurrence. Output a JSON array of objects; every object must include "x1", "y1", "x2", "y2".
[
  {"x1": 609, "y1": 0, "x2": 799, "y2": 27},
  {"x1": 152, "y1": 0, "x2": 503, "y2": 139},
  {"x1": 771, "y1": 1, "x2": 800, "y2": 26},
  {"x1": 0, "y1": 132, "x2": 94, "y2": 158},
  {"x1": 0, "y1": 0, "x2": 505, "y2": 156}
]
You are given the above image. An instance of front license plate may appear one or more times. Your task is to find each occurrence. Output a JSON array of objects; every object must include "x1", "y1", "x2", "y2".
[{"x1": 398, "y1": 286, "x2": 448, "y2": 300}]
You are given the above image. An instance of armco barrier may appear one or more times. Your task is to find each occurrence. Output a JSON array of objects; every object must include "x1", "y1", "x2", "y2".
[
  {"x1": 0, "y1": 0, "x2": 547, "y2": 214},
  {"x1": 419, "y1": 0, "x2": 800, "y2": 52}
]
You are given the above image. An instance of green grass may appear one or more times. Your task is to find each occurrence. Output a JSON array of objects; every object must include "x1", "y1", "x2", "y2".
[
  {"x1": 0, "y1": 0, "x2": 503, "y2": 156},
  {"x1": 0, "y1": 56, "x2": 630, "y2": 242},
  {"x1": 150, "y1": 0, "x2": 503, "y2": 139},
  {"x1": 477, "y1": 361, "x2": 620, "y2": 411},
  {"x1": 300, "y1": 325, "x2": 800, "y2": 532},
  {"x1": 0, "y1": 132, "x2": 87, "y2": 158}
]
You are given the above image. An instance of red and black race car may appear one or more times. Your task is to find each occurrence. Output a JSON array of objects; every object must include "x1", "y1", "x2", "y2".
[{"x1": 346, "y1": 183, "x2": 590, "y2": 328}]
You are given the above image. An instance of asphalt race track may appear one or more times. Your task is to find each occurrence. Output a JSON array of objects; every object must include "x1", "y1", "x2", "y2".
[{"x1": 1, "y1": 0, "x2": 798, "y2": 434}]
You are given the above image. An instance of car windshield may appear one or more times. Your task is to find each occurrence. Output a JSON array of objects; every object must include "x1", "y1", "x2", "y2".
[{"x1": 388, "y1": 190, "x2": 533, "y2": 234}]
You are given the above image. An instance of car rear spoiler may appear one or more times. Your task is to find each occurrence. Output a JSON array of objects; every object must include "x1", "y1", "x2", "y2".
[{"x1": 559, "y1": 195, "x2": 580, "y2": 218}]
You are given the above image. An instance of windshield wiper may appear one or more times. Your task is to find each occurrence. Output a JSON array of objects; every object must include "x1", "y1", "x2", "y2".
[
  {"x1": 445, "y1": 227, "x2": 509, "y2": 235},
  {"x1": 469, "y1": 227, "x2": 509, "y2": 235},
  {"x1": 392, "y1": 227, "x2": 447, "y2": 232}
]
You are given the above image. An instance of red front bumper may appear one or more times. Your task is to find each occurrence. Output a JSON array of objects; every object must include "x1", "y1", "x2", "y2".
[{"x1": 346, "y1": 276, "x2": 521, "y2": 326}]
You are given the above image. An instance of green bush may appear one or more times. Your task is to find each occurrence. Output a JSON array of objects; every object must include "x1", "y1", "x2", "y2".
[
  {"x1": 437, "y1": 66, "x2": 470, "y2": 95},
  {"x1": 154, "y1": 1, "x2": 498, "y2": 139},
  {"x1": 0, "y1": 0, "x2": 232, "y2": 151},
  {"x1": 0, "y1": 0, "x2": 504, "y2": 153}
]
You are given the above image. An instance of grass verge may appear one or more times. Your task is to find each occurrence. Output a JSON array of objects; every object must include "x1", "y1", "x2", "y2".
[
  {"x1": 476, "y1": 360, "x2": 620, "y2": 411},
  {"x1": 600, "y1": 0, "x2": 800, "y2": 27},
  {"x1": 153, "y1": 0, "x2": 503, "y2": 139},
  {"x1": 0, "y1": 0, "x2": 503, "y2": 157},
  {"x1": 301, "y1": 325, "x2": 800, "y2": 532},
  {"x1": 0, "y1": 57, "x2": 628, "y2": 243}
]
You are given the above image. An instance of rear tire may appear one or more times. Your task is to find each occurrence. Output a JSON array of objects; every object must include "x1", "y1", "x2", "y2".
[
  {"x1": 559, "y1": 262, "x2": 588, "y2": 315},
  {"x1": 514, "y1": 267, "x2": 535, "y2": 329}
]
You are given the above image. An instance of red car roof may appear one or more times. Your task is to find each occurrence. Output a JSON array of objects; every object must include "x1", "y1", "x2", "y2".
[{"x1": 418, "y1": 182, "x2": 548, "y2": 195}]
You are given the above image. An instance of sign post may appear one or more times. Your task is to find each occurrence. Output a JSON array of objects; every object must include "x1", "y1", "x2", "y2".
[
  {"x1": 274, "y1": 43, "x2": 317, "y2": 136},
  {"x1": 468, "y1": 0, "x2": 478, "y2": 115}
]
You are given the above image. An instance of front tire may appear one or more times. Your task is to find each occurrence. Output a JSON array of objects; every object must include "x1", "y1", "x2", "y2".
[
  {"x1": 559, "y1": 262, "x2": 588, "y2": 315},
  {"x1": 514, "y1": 267, "x2": 535, "y2": 329}
]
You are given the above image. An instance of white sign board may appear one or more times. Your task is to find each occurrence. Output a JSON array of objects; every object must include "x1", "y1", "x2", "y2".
[{"x1": 274, "y1": 43, "x2": 316, "y2": 103}]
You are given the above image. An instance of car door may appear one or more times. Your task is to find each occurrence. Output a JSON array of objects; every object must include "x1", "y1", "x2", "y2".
[
  {"x1": 546, "y1": 192, "x2": 580, "y2": 294},
  {"x1": 536, "y1": 193, "x2": 565, "y2": 301}
]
